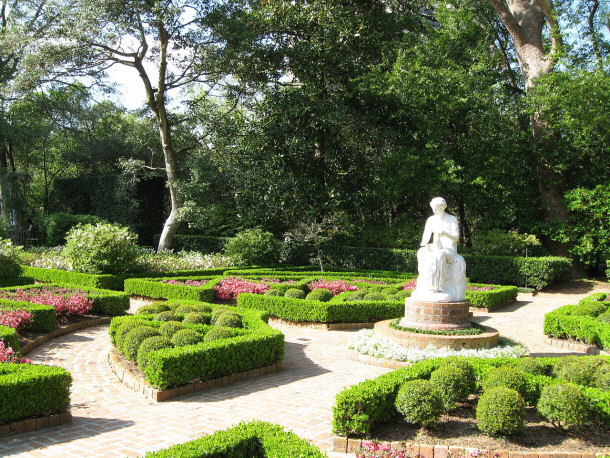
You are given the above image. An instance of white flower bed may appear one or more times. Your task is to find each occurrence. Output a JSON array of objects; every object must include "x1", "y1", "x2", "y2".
[{"x1": 348, "y1": 330, "x2": 528, "y2": 362}]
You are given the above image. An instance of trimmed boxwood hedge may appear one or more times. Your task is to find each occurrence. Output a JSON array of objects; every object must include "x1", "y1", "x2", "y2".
[
  {"x1": 110, "y1": 303, "x2": 284, "y2": 389},
  {"x1": 124, "y1": 276, "x2": 221, "y2": 302},
  {"x1": 0, "y1": 299, "x2": 56, "y2": 332},
  {"x1": 543, "y1": 293, "x2": 610, "y2": 350},
  {"x1": 237, "y1": 293, "x2": 403, "y2": 323},
  {"x1": 0, "y1": 363, "x2": 72, "y2": 424},
  {"x1": 0, "y1": 277, "x2": 35, "y2": 288},
  {"x1": 0, "y1": 325, "x2": 20, "y2": 352},
  {"x1": 144, "y1": 420, "x2": 325, "y2": 457},
  {"x1": 465, "y1": 285, "x2": 518, "y2": 310},
  {"x1": 332, "y1": 355, "x2": 610, "y2": 436}
]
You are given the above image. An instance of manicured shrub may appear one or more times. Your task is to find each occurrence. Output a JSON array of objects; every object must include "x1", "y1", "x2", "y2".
[
  {"x1": 154, "y1": 311, "x2": 177, "y2": 322},
  {"x1": 0, "y1": 239, "x2": 22, "y2": 279},
  {"x1": 476, "y1": 387, "x2": 525, "y2": 436},
  {"x1": 429, "y1": 365, "x2": 473, "y2": 411},
  {"x1": 122, "y1": 326, "x2": 160, "y2": 361},
  {"x1": 159, "y1": 321, "x2": 186, "y2": 338},
  {"x1": 211, "y1": 307, "x2": 232, "y2": 324},
  {"x1": 514, "y1": 357, "x2": 551, "y2": 376},
  {"x1": 394, "y1": 290, "x2": 412, "y2": 300},
  {"x1": 552, "y1": 356, "x2": 607, "y2": 387},
  {"x1": 306, "y1": 288, "x2": 333, "y2": 302},
  {"x1": 224, "y1": 228, "x2": 281, "y2": 265},
  {"x1": 347, "y1": 290, "x2": 367, "y2": 301},
  {"x1": 62, "y1": 223, "x2": 140, "y2": 274},
  {"x1": 594, "y1": 365, "x2": 610, "y2": 391},
  {"x1": 183, "y1": 312, "x2": 210, "y2": 325},
  {"x1": 136, "y1": 303, "x2": 171, "y2": 315},
  {"x1": 483, "y1": 366, "x2": 528, "y2": 398},
  {"x1": 171, "y1": 329, "x2": 203, "y2": 346},
  {"x1": 364, "y1": 292, "x2": 387, "y2": 301},
  {"x1": 0, "y1": 325, "x2": 20, "y2": 353},
  {"x1": 264, "y1": 289, "x2": 281, "y2": 297},
  {"x1": 0, "y1": 286, "x2": 93, "y2": 318},
  {"x1": 202, "y1": 327, "x2": 237, "y2": 342},
  {"x1": 115, "y1": 320, "x2": 149, "y2": 350},
  {"x1": 174, "y1": 304, "x2": 198, "y2": 314},
  {"x1": 215, "y1": 313, "x2": 243, "y2": 328},
  {"x1": 394, "y1": 379, "x2": 444, "y2": 427},
  {"x1": 537, "y1": 383, "x2": 590, "y2": 428},
  {"x1": 284, "y1": 288, "x2": 306, "y2": 299},
  {"x1": 137, "y1": 336, "x2": 173, "y2": 370}
]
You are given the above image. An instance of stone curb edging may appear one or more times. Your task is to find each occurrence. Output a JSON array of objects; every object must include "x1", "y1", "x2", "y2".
[
  {"x1": 268, "y1": 317, "x2": 375, "y2": 330},
  {"x1": 21, "y1": 317, "x2": 113, "y2": 356},
  {"x1": 546, "y1": 338, "x2": 610, "y2": 356},
  {"x1": 0, "y1": 412, "x2": 72, "y2": 438},
  {"x1": 345, "y1": 348, "x2": 411, "y2": 369},
  {"x1": 332, "y1": 437, "x2": 608, "y2": 457},
  {"x1": 107, "y1": 348, "x2": 284, "y2": 402}
]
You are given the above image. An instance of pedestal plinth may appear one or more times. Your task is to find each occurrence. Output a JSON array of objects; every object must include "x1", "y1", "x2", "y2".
[{"x1": 399, "y1": 298, "x2": 471, "y2": 331}]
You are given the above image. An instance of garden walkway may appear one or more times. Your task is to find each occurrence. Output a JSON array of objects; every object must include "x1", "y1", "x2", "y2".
[{"x1": 0, "y1": 280, "x2": 608, "y2": 457}]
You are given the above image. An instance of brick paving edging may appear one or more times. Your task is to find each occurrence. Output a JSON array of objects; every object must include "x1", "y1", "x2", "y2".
[
  {"x1": 333, "y1": 437, "x2": 607, "y2": 457},
  {"x1": 0, "y1": 412, "x2": 72, "y2": 439},
  {"x1": 21, "y1": 317, "x2": 113, "y2": 355},
  {"x1": 545, "y1": 338, "x2": 610, "y2": 356},
  {"x1": 107, "y1": 348, "x2": 284, "y2": 402}
]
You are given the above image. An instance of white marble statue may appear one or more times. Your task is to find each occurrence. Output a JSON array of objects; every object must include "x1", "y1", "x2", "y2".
[{"x1": 411, "y1": 197, "x2": 467, "y2": 302}]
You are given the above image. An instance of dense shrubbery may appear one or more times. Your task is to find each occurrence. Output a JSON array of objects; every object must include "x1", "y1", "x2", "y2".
[
  {"x1": 0, "y1": 239, "x2": 22, "y2": 279},
  {"x1": 470, "y1": 229, "x2": 543, "y2": 257},
  {"x1": 224, "y1": 229, "x2": 281, "y2": 265},
  {"x1": 537, "y1": 383, "x2": 590, "y2": 428},
  {"x1": 394, "y1": 379, "x2": 444, "y2": 427},
  {"x1": 43, "y1": 212, "x2": 107, "y2": 246},
  {"x1": 476, "y1": 387, "x2": 525, "y2": 435}
]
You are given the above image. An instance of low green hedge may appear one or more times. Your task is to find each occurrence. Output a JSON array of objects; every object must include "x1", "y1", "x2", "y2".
[
  {"x1": 465, "y1": 285, "x2": 519, "y2": 310},
  {"x1": 124, "y1": 277, "x2": 221, "y2": 302},
  {"x1": 0, "y1": 363, "x2": 72, "y2": 424},
  {"x1": 332, "y1": 356, "x2": 610, "y2": 436},
  {"x1": 0, "y1": 299, "x2": 56, "y2": 332},
  {"x1": 110, "y1": 303, "x2": 284, "y2": 389},
  {"x1": 0, "y1": 325, "x2": 20, "y2": 352},
  {"x1": 544, "y1": 293, "x2": 610, "y2": 350},
  {"x1": 144, "y1": 420, "x2": 325, "y2": 457},
  {"x1": 237, "y1": 293, "x2": 403, "y2": 323},
  {"x1": 0, "y1": 277, "x2": 35, "y2": 288}
]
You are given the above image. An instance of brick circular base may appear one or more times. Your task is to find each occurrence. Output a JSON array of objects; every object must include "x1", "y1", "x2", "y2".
[
  {"x1": 374, "y1": 319, "x2": 499, "y2": 350},
  {"x1": 402, "y1": 299, "x2": 471, "y2": 331}
]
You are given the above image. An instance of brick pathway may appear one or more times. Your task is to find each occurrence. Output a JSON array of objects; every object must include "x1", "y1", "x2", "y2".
[{"x1": 0, "y1": 280, "x2": 608, "y2": 457}]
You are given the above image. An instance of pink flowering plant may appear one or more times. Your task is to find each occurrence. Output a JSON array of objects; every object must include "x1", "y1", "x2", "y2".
[
  {"x1": 401, "y1": 279, "x2": 417, "y2": 290},
  {"x1": 355, "y1": 441, "x2": 419, "y2": 458},
  {"x1": 0, "y1": 309, "x2": 33, "y2": 330},
  {"x1": 213, "y1": 277, "x2": 270, "y2": 300},
  {"x1": 0, "y1": 341, "x2": 31, "y2": 364},
  {"x1": 307, "y1": 279, "x2": 359, "y2": 296},
  {"x1": 161, "y1": 279, "x2": 209, "y2": 287},
  {"x1": 0, "y1": 287, "x2": 93, "y2": 318}
]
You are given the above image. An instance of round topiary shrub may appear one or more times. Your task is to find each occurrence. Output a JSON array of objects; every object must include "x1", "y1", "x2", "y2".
[
  {"x1": 347, "y1": 290, "x2": 367, "y2": 301},
  {"x1": 136, "y1": 303, "x2": 171, "y2": 315},
  {"x1": 306, "y1": 288, "x2": 333, "y2": 302},
  {"x1": 514, "y1": 357, "x2": 550, "y2": 376},
  {"x1": 203, "y1": 327, "x2": 236, "y2": 342},
  {"x1": 537, "y1": 383, "x2": 590, "y2": 428},
  {"x1": 430, "y1": 363, "x2": 476, "y2": 410},
  {"x1": 552, "y1": 356, "x2": 607, "y2": 387},
  {"x1": 395, "y1": 290, "x2": 412, "y2": 300},
  {"x1": 440, "y1": 359, "x2": 477, "y2": 393},
  {"x1": 223, "y1": 228, "x2": 281, "y2": 265},
  {"x1": 154, "y1": 311, "x2": 178, "y2": 322},
  {"x1": 215, "y1": 313, "x2": 243, "y2": 328},
  {"x1": 594, "y1": 365, "x2": 610, "y2": 391},
  {"x1": 483, "y1": 366, "x2": 528, "y2": 398},
  {"x1": 61, "y1": 223, "x2": 140, "y2": 274},
  {"x1": 211, "y1": 307, "x2": 233, "y2": 324},
  {"x1": 122, "y1": 326, "x2": 161, "y2": 361},
  {"x1": 381, "y1": 286, "x2": 400, "y2": 295},
  {"x1": 264, "y1": 289, "x2": 282, "y2": 297},
  {"x1": 136, "y1": 336, "x2": 173, "y2": 370},
  {"x1": 115, "y1": 320, "x2": 148, "y2": 350},
  {"x1": 363, "y1": 292, "x2": 387, "y2": 301},
  {"x1": 284, "y1": 288, "x2": 306, "y2": 299},
  {"x1": 476, "y1": 387, "x2": 525, "y2": 436},
  {"x1": 0, "y1": 239, "x2": 23, "y2": 279},
  {"x1": 182, "y1": 312, "x2": 210, "y2": 325},
  {"x1": 159, "y1": 321, "x2": 186, "y2": 338},
  {"x1": 394, "y1": 379, "x2": 444, "y2": 428},
  {"x1": 174, "y1": 304, "x2": 198, "y2": 314},
  {"x1": 171, "y1": 329, "x2": 203, "y2": 346}
]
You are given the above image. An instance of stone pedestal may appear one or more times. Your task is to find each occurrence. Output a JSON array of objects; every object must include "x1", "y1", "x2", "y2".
[{"x1": 399, "y1": 298, "x2": 471, "y2": 331}]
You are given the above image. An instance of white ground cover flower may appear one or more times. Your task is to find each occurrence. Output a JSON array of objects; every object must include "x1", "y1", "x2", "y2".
[{"x1": 348, "y1": 330, "x2": 528, "y2": 362}]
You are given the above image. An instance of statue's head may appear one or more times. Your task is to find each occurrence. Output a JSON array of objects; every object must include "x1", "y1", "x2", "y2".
[{"x1": 430, "y1": 197, "x2": 447, "y2": 215}]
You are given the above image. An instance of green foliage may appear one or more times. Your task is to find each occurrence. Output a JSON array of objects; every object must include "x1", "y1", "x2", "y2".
[
  {"x1": 363, "y1": 292, "x2": 387, "y2": 301},
  {"x1": 21, "y1": 265, "x2": 123, "y2": 290},
  {"x1": 284, "y1": 288, "x2": 305, "y2": 299},
  {"x1": 471, "y1": 229, "x2": 543, "y2": 257},
  {"x1": 211, "y1": 307, "x2": 235, "y2": 324},
  {"x1": 137, "y1": 336, "x2": 173, "y2": 371},
  {"x1": 264, "y1": 289, "x2": 281, "y2": 296},
  {"x1": 144, "y1": 420, "x2": 325, "y2": 457},
  {"x1": 483, "y1": 367, "x2": 528, "y2": 398},
  {"x1": 43, "y1": 212, "x2": 106, "y2": 246},
  {"x1": 0, "y1": 325, "x2": 20, "y2": 352},
  {"x1": 62, "y1": 223, "x2": 140, "y2": 274},
  {"x1": 513, "y1": 357, "x2": 552, "y2": 376},
  {"x1": 429, "y1": 365, "x2": 473, "y2": 411},
  {"x1": 0, "y1": 363, "x2": 72, "y2": 424},
  {"x1": 215, "y1": 313, "x2": 243, "y2": 328},
  {"x1": 183, "y1": 312, "x2": 210, "y2": 325},
  {"x1": 122, "y1": 326, "x2": 160, "y2": 361},
  {"x1": 0, "y1": 299, "x2": 56, "y2": 333},
  {"x1": 224, "y1": 229, "x2": 281, "y2": 266},
  {"x1": 202, "y1": 327, "x2": 238, "y2": 342},
  {"x1": 537, "y1": 383, "x2": 590, "y2": 428},
  {"x1": 123, "y1": 277, "x2": 218, "y2": 302},
  {"x1": 595, "y1": 365, "x2": 610, "y2": 391},
  {"x1": 154, "y1": 311, "x2": 177, "y2": 322},
  {"x1": 476, "y1": 387, "x2": 525, "y2": 436},
  {"x1": 0, "y1": 239, "x2": 23, "y2": 279},
  {"x1": 171, "y1": 329, "x2": 203, "y2": 346},
  {"x1": 158, "y1": 321, "x2": 186, "y2": 339},
  {"x1": 465, "y1": 285, "x2": 518, "y2": 310},
  {"x1": 394, "y1": 379, "x2": 444, "y2": 427},
  {"x1": 114, "y1": 319, "x2": 151, "y2": 350},
  {"x1": 136, "y1": 303, "x2": 171, "y2": 315},
  {"x1": 305, "y1": 288, "x2": 333, "y2": 302},
  {"x1": 552, "y1": 356, "x2": 608, "y2": 387}
]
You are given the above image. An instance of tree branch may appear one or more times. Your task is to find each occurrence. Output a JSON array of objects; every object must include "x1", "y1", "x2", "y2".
[{"x1": 488, "y1": 0, "x2": 523, "y2": 45}]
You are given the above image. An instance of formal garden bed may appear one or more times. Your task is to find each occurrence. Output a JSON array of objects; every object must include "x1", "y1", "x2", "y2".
[{"x1": 332, "y1": 356, "x2": 610, "y2": 454}]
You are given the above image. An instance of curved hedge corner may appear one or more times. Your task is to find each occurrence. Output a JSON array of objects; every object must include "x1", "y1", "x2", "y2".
[
  {"x1": 0, "y1": 299, "x2": 56, "y2": 332},
  {"x1": 144, "y1": 420, "x2": 325, "y2": 457},
  {"x1": 0, "y1": 363, "x2": 72, "y2": 425},
  {"x1": 543, "y1": 293, "x2": 610, "y2": 350},
  {"x1": 0, "y1": 325, "x2": 20, "y2": 352},
  {"x1": 110, "y1": 303, "x2": 284, "y2": 390},
  {"x1": 124, "y1": 276, "x2": 221, "y2": 302},
  {"x1": 332, "y1": 355, "x2": 610, "y2": 437},
  {"x1": 465, "y1": 285, "x2": 519, "y2": 310},
  {"x1": 237, "y1": 293, "x2": 403, "y2": 324}
]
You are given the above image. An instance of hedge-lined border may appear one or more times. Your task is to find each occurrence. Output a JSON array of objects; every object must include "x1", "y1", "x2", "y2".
[
  {"x1": 0, "y1": 299, "x2": 56, "y2": 333},
  {"x1": 109, "y1": 302, "x2": 284, "y2": 390},
  {"x1": 332, "y1": 356, "x2": 610, "y2": 437},
  {"x1": 465, "y1": 285, "x2": 518, "y2": 310},
  {"x1": 0, "y1": 277, "x2": 35, "y2": 288},
  {"x1": 544, "y1": 293, "x2": 610, "y2": 350},
  {"x1": 0, "y1": 363, "x2": 72, "y2": 425},
  {"x1": 0, "y1": 325, "x2": 20, "y2": 352},
  {"x1": 0, "y1": 412, "x2": 72, "y2": 438},
  {"x1": 123, "y1": 276, "x2": 222, "y2": 302},
  {"x1": 143, "y1": 420, "x2": 325, "y2": 457}
]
